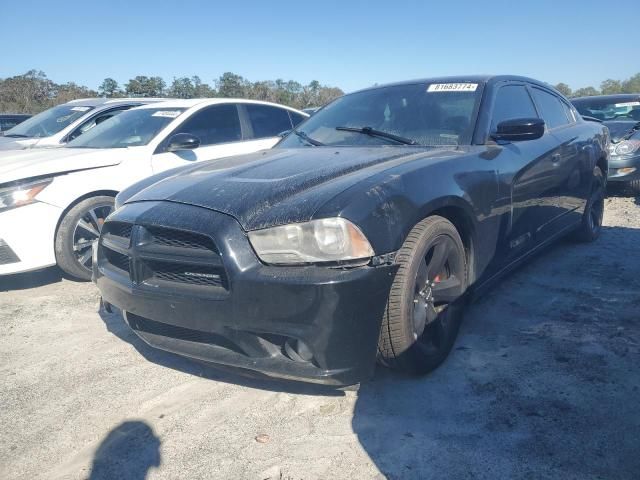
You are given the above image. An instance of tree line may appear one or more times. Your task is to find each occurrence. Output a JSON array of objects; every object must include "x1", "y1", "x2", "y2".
[
  {"x1": 0, "y1": 70, "x2": 344, "y2": 114},
  {"x1": 1, "y1": 69, "x2": 639, "y2": 115},
  {"x1": 554, "y1": 73, "x2": 640, "y2": 98}
]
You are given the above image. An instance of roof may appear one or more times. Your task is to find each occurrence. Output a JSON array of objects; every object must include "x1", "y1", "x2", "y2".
[
  {"x1": 351, "y1": 75, "x2": 558, "y2": 95},
  {"x1": 64, "y1": 97, "x2": 170, "y2": 107},
  {"x1": 571, "y1": 94, "x2": 640, "y2": 103},
  {"x1": 134, "y1": 98, "x2": 307, "y2": 113}
]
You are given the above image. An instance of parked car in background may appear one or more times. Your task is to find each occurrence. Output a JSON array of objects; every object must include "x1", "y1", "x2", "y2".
[
  {"x1": 95, "y1": 75, "x2": 608, "y2": 386},
  {"x1": 0, "y1": 99, "x2": 308, "y2": 280},
  {"x1": 572, "y1": 94, "x2": 640, "y2": 193},
  {"x1": 0, "y1": 114, "x2": 31, "y2": 134},
  {"x1": 0, "y1": 98, "x2": 167, "y2": 151}
]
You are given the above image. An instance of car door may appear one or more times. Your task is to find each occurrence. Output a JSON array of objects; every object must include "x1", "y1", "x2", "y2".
[
  {"x1": 529, "y1": 87, "x2": 588, "y2": 228},
  {"x1": 151, "y1": 103, "x2": 269, "y2": 173},
  {"x1": 488, "y1": 83, "x2": 570, "y2": 261}
]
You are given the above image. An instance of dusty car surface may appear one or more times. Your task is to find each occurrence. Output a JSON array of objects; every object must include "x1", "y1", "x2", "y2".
[
  {"x1": 572, "y1": 94, "x2": 640, "y2": 192},
  {"x1": 94, "y1": 75, "x2": 609, "y2": 386}
]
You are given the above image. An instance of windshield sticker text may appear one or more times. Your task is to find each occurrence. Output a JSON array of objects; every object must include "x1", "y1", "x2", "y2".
[
  {"x1": 614, "y1": 102, "x2": 640, "y2": 108},
  {"x1": 71, "y1": 106, "x2": 91, "y2": 112},
  {"x1": 427, "y1": 83, "x2": 478, "y2": 92},
  {"x1": 152, "y1": 111, "x2": 182, "y2": 118}
]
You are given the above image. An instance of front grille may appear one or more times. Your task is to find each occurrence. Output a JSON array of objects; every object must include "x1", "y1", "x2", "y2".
[
  {"x1": 103, "y1": 248, "x2": 130, "y2": 273},
  {"x1": 147, "y1": 260, "x2": 225, "y2": 287},
  {"x1": 126, "y1": 313, "x2": 241, "y2": 353},
  {"x1": 147, "y1": 226, "x2": 217, "y2": 252},
  {"x1": 98, "y1": 222, "x2": 228, "y2": 293},
  {"x1": 0, "y1": 239, "x2": 20, "y2": 265},
  {"x1": 104, "y1": 221, "x2": 132, "y2": 239}
]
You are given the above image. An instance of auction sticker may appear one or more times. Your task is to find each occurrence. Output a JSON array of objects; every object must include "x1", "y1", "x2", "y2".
[
  {"x1": 152, "y1": 110, "x2": 182, "y2": 118},
  {"x1": 614, "y1": 101, "x2": 640, "y2": 107},
  {"x1": 71, "y1": 106, "x2": 91, "y2": 112},
  {"x1": 427, "y1": 83, "x2": 478, "y2": 92}
]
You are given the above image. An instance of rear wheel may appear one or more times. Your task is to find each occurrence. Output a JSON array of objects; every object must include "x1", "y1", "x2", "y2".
[
  {"x1": 378, "y1": 216, "x2": 468, "y2": 374},
  {"x1": 55, "y1": 196, "x2": 114, "y2": 280},
  {"x1": 573, "y1": 166, "x2": 605, "y2": 243}
]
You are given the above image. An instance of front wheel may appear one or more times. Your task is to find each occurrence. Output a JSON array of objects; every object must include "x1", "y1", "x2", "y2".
[
  {"x1": 572, "y1": 166, "x2": 605, "y2": 243},
  {"x1": 55, "y1": 196, "x2": 114, "y2": 280},
  {"x1": 378, "y1": 216, "x2": 468, "y2": 374}
]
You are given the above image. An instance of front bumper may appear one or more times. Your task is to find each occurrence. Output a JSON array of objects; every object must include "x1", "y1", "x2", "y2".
[
  {"x1": 608, "y1": 153, "x2": 640, "y2": 182},
  {"x1": 0, "y1": 202, "x2": 62, "y2": 275},
  {"x1": 94, "y1": 201, "x2": 397, "y2": 386}
]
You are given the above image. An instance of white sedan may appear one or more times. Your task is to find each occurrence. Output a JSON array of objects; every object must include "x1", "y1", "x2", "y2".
[{"x1": 0, "y1": 99, "x2": 308, "y2": 279}]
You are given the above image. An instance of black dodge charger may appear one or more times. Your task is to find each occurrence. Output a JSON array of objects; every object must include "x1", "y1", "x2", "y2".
[{"x1": 94, "y1": 75, "x2": 609, "y2": 386}]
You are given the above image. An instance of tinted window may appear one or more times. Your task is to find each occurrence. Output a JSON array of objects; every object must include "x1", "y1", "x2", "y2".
[
  {"x1": 278, "y1": 82, "x2": 482, "y2": 148},
  {"x1": 531, "y1": 88, "x2": 570, "y2": 129},
  {"x1": 174, "y1": 104, "x2": 241, "y2": 145},
  {"x1": 561, "y1": 101, "x2": 576, "y2": 123},
  {"x1": 246, "y1": 104, "x2": 293, "y2": 138},
  {"x1": 289, "y1": 111, "x2": 307, "y2": 127},
  {"x1": 490, "y1": 85, "x2": 537, "y2": 131},
  {"x1": 571, "y1": 96, "x2": 640, "y2": 121}
]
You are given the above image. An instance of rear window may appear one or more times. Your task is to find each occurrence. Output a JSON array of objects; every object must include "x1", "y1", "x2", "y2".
[
  {"x1": 246, "y1": 104, "x2": 293, "y2": 138},
  {"x1": 531, "y1": 88, "x2": 570, "y2": 129}
]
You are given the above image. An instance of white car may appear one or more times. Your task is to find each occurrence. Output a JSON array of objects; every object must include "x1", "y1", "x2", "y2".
[
  {"x1": 0, "y1": 99, "x2": 308, "y2": 279},
  {"x1": 0, "y1": 98, "x2": 168, "y2": 150}
]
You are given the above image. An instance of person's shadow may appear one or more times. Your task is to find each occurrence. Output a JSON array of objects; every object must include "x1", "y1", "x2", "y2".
[{"x1": 89, "y1": 421, "x2": 161, "y2": 480}]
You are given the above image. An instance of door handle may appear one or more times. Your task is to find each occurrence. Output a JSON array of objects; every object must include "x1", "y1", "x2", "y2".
[{"x1": 551, "y1": 153, "x2": 561, "y2": 164}]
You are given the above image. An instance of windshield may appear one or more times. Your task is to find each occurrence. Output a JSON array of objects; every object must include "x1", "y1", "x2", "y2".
[
  {"x1": 67, "y1": 107, "x2": 186, "y2": 149},
  {"x1": 278, "y1": 82, "x2": 482, "y2": 148},
  {"x1": 4, "y1": 104, "x2": 94, "y2": 138},
  {"x1": 572, "y1": 97, "x2": 640, "y2": 122}
]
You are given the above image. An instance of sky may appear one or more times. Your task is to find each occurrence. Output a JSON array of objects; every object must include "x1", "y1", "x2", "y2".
[{"x1": 1, "y1": 0, "x2": 637, "y2": 94}]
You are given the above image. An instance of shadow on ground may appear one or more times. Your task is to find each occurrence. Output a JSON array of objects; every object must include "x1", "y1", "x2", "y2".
[
  {"x1": 0, "y1": 266, "x2": 73, "y2": 292},
  {"x1": 89, "y1": 421, "x2": 161, "y2": 480}
]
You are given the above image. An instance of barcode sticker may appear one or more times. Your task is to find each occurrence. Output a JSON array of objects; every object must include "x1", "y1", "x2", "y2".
[{"x1": 151, "y1": 111, "x2": 182, "y2": 118}]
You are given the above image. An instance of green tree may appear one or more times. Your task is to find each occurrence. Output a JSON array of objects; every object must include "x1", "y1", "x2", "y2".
[
  {"x1": 168, "y1": 77, "x2": 196, "y2": 98},
  {"x1": 98, "y1": 78, "x2": 122, "y2": 97},
  {"x1": 0, "y1": 70, "x2": 56, "y2": 113},
  {"x1": 125, "y1": 76, "x2": 166, "y2": 97},
  {"x1": 554, "y1": 83, "x2": 572, "y2": 97},
  {"x1": 600, "y1": 79, "x2": 623, "y2": 95},
  {"x1": 215, "y1": 72, "x2": 249, "y2": 98},
  {"x1": 571, "y1": 86, "x2": 600, "y2": 98},
  {"x1": 621, "y1": 73, "x2": 640, "y2": 93},
  {"x1": 54, "y1": 82, "x2": 97, "y2": 104}
]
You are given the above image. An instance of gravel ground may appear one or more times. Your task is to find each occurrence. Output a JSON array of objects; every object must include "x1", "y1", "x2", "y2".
[{"x1": 1, "y1": 193, "x2": 639, "y2": 480}]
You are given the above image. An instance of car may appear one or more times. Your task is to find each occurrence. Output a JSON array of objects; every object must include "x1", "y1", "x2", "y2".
[
  {"x1": 0, "y1": 114, "x2": 31, "y2": 134},
  {"x1": 94, "y1": 75, "x2": 608, "y2": 386},
  {"x1": 0, "y1": 98, "x2": 168, "y2": 151},
  {"x1": 0, "y1": 99, "x2": 308, "y2": 280},
  {"x1": 571, "y1": 94, "x2": 640, "y2": 193}
]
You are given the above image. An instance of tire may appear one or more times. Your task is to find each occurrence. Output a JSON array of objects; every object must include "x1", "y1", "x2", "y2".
[
  {"x1": 378, "y1": 215, "x2": 468, "y2": 374},
  {"x1": 54, "y1": 195, "x2": 115, "y2": 280},
  {"x1": 572, "y1": 166, "x2": 605, "y2": 243},
  {"x1": 629, "y1": 179, "x2": 640, "y2": 195}
]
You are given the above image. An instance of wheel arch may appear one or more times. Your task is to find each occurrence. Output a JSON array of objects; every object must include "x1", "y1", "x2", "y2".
[{"x1": 53, "y1": 189, "x2": 119, "y2": 237}]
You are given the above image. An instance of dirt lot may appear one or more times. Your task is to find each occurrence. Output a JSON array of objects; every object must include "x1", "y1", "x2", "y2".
[{"x1": 1, "y1": 193, "x2": 639, "y2": 480}]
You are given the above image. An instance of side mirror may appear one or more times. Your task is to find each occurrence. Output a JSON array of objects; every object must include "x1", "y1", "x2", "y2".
[
  {"x1": 492, "y1": 118, "x2": 545, "y2": 142},
  {"x1": 167, "y1": 133, "x2": 200, "y2": 152}
]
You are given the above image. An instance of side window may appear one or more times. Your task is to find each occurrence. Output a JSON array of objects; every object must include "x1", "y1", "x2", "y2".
[
  {"x1": 67, "y1": 106, "x2": 132, "y2": 142},
  {"x1": 491, "y1": 85, "x2": 537, "y2": 131},
  {"x1": 288, "y1": 111, "x2": 307, "y2": 127},
  {"x1": 561, "y1": 101, "x2": 577, "y2": 123},
  {"x1": 173, "y1": 104, "x2": 241, "y2": 146},
  {"x1": 531, "y1": 88, "x2": 570, "y2": 129},
  {"x1": 246, "y1": 104, "x2": 293, "y2": 138}
]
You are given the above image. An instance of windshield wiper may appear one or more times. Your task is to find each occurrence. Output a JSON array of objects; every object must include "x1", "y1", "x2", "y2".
[
  {"x1": 293, "y1": 130, "x2": 324, "y2": 146},
  {"x1": 3, "y1": 134, "x2": 30, "y2": 138},
  {"x1": 335, "y1": 126, "x2": 418, "y2": 145}
]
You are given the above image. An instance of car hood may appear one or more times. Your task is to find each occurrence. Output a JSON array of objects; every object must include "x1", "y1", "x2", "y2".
[
  {"x1": 603, "y1": 121, "x2": 639, "y2": 142},
  {"x1": 125, "y1": 146, "x2": 465, "y2": 230},
  {"x1": 0, "y1": 136, "x2": 40, "y2": 151},
  {"x1": 0, "y1": 147, "x2": 136, "y2": 184}
]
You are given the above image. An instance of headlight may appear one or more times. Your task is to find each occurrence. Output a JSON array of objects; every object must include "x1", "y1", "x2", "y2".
[
  {"x1": 248, "y1": 217, "x2": 375, "y2": 265},
  {"x1": 615, "y1": 140, "x2": 640, "y2": 156},
  {"x1": 0, "y1": 178, "x2": 52, "y2": 213}
]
